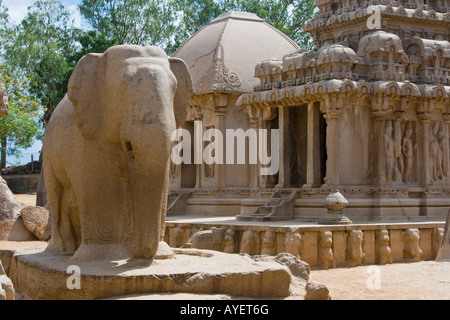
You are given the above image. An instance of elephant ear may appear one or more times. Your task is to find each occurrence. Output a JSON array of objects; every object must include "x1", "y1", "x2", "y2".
[
  {"x1": 169, "y1": 57, "x2": 193, "y2": 128},
  {"x1": 68, "y1": 53, "x2": 104, "y2": 139}
]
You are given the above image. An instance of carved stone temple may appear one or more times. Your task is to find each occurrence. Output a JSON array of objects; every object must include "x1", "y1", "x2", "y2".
[{"x1": 169, "y1": 3, "x2": 450, "y2": 222}]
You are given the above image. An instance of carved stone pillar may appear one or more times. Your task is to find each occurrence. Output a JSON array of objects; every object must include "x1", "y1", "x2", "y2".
[
  {"x1": 323, "y1": 109, "x2": 341, "y2": 187},
  {"x1": 305, "y1": 101, "x2": 322, "y2": 188},
  {"x1": 372, "y1": 112, "x2": 386, "y2": 185},
  {"x1": 394, "y1": 112, "x2": 404, "y2": 183},
  {"x1": 213, "y1": 94, "x2": 228, "y2": 188},
  {"x1": 245, "y1": 105, "x2": 261, "y2": 188},
  {"x1": 193, "y1": 107, "x2": 203, "y2": 189},
  {"x1": 278, "y1": 105, "x2": 290, "y2": 187}
]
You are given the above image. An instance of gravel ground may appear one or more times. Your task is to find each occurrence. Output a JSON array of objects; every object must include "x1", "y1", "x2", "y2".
[{"x1": 12, "y1": 193, "x2": 450, "y2": 300}]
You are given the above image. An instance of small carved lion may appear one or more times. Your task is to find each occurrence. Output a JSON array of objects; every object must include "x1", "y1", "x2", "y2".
[
  {"x1": 284, "y1": 232, "x2": 302, "y2": 259},
  {"x1": 239, "y1": 230, "x2": 260, "y2": 255},
  {"x1": 318, "y1": 231, "x2": 335, "y2": 269},
  {"x1": 261, "y1": 231, "x2": 277, "y2": 256},
  {"x1": 222, "y1": 229, "x2": 236, "y2": 254},
  {"x1": 346, "y1": 230, "x2": 365, "y2": 267},
  {"x1": 376, "y1": 229, "x2": 392, "y2": 265},
  {"x1": 403, "y1": 228, "x2": 422, "y2": 262}
]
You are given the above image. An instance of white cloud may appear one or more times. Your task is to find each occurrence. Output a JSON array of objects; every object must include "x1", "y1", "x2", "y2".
[
  {"x1": 3, "y1": 0, "x2": 83, "y2": 26},
  {"x1": 3, "y1": 0, "x2": 30, "y2": 23}
]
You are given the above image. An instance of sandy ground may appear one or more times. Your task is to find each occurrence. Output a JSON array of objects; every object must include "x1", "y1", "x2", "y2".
[
  {"x1": 308, "y1": 261, "x2": 450, "y2": 300},
  {"x1": 14, "y1": 193, "x2": 37, "y2": 207},
  {"x1": 10, "y1": 193, "x2": 450, "y2": 300}
]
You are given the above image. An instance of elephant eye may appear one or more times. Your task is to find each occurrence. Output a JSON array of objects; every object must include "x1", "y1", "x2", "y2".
[
  {"x1": 123, "y1": 70, "x2": 142, "y2": 85},
  {"x1": 125, "y1": 141, "x2": 133, "y2": 151}
]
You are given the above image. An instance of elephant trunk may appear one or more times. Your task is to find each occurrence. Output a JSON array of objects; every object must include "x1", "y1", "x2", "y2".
[{"x1": 128, "y1": 165, "x2": 168, "y2": 259}]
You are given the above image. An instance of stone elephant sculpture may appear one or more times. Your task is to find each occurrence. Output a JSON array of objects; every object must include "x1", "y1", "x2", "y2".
[{"x1": 43, "y1": 45, "x2": 193, "y2": 261}]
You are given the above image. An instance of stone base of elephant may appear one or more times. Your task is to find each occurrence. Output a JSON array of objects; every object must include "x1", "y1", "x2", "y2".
[{"x1": 9, "y1": 246, "x2": 291, "y2": 299}]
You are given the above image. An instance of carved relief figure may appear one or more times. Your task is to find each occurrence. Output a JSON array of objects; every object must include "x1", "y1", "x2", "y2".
[
  {"x1": 261, "y1": 231, "x2": 277, "y2": 255},
  {"x1": 284, "y1": 231, "x2": 302, "y2": 259},
  {"x1": 240, "y1": 230, "x2": 260, "y2": 255},
  {"x1": 437, "y1": 122, "x2": 446, "y2": 179},
  {"x1": 222, "y1": 229, "x2": 236, "y2": 254},
  {"x1": 376, "y1": 229, "x2": 392, "y2": 265},
  {"x1": 318, "y1": 231, "x2": 335, "y2": 269},
  {"x1": 384, "y1": 121, "x2": 395, "y2": 182},
  {"x1": 402, "y1": 228, "x2": 423, "y2": 262},
  {"x1": 401, "y1": 122, "x2": 417, "y2": 183},
  {"x1": 346, "y1": 230, "x2": 365, "y2": 267},
  {"x1": 429, "y1": 121, "x2": 445, "y2": 182}
]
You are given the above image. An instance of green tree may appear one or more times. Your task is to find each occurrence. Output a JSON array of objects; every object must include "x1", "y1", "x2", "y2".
[
  {"x1": 79, "y1": 0, "x2": 178, "y2": 49},
  {"x1": 65, "y1": 30, "x2": 117, "y2": 91},
  {"x1": 0, "y1": 65, "x2": 44, "y2": 168},
  {"x1": 5, "y1": 0, "x2": 78, "y2": 125}
]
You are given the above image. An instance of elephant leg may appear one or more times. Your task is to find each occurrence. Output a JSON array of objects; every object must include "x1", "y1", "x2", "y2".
[
  {"x1": 45, "y1": 166, "x2": 81, "y2": 254},
  {"x1": 70, "y1": 161, "x2": 132, "y2": 262},
  {"x1": 130, "y1": 162, "x2": 170, "y2": 259}
]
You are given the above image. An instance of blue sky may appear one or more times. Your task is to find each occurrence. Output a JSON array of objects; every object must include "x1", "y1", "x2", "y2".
[
  {"x1": 4, "y1": 0, "x2": 82, "y2": 25},
  {"x1": 3, "y1": 0, "x2": 83, "y2": 166}
]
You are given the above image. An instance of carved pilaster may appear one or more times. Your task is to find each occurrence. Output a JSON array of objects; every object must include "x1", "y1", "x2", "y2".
[
  {"x1": 371, "y1": 111, "x2": 388, "y2": 186},
  {"x1": 393, "y1": 111, "x2": 405, "y2": 184},
  {"x1": 305, "y1": 101, "x2": 322, "y2": 188},
  {"x1": 322, "y1": 95, "x2": 342, "y2": 187},
  {"x1": 278, "y1": 105, "x2": 289, "y2": 187},
  {"x1": 443, "y1": 114, "x2": 450, "y2": 183},
  {"x1": 214, "y1": 94, "x2": 228, "y2": 188}
]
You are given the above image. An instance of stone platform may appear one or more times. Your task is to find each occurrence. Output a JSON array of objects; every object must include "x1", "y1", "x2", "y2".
[
  {"x1": 165, "y1": 216, "x2": 446, "y2": 268},
  {"x1": 6, "y1": 244, "x2": 291, "y2": 300}
]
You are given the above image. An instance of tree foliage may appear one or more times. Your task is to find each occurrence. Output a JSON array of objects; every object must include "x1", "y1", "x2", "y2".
[
  {"x1": 79, "y1": 0, "x2": 178, "y2": 48},
  {"x1": 0, "y1": 0, "x2": 318, "y2": 166},
  {"x1": 78, "y1": 0, "x2": 317, "y2": 54},
  {"x1": 0, "y1": 65, "x2": 44, "y2": 168},
  {"x1": 5, "y1": 0, "x2": 78, "y2": 125}
]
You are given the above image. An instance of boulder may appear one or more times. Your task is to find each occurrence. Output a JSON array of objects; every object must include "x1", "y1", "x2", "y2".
[
  {"x1": 0, "y1": 176, "x2": 25, "y2": 240},
  {"x1": 275, "y1": 252, "x2": 310, "y2": 282},
  {"x1": 20, "y1": 206, "x2": 51, "y2": 241},
  {"x1": 0, "y1": 259, "x2": 15, "y2": 300},
  {"x1": 305, "y1": 282, "x2": 331, "y2": 300}
]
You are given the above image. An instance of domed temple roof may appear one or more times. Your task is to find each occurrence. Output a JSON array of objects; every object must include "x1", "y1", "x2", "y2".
[{"x1": 172, "y1": 11, "x2": 299, "y2": 95}]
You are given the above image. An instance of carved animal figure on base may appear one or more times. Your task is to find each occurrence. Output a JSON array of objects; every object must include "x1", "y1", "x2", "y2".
[
  {"x1": 403, "y1": 228, "x2": 422, "y2": 262},
  {"x1": 284, "y1": 231, "x2": 302, "y2": 259},
  {"x1": 376, "y1": 229, "x2": 392, "y2": 265},
  {"x1": 318, "y1": 231, "x2": 335, "y2": 269},
  {"x1": 346, "y1": 230, "x2": 365, "y2": 267},
  {"x1": 43, "y1": 45, "x2": 193, "y2": 261}
]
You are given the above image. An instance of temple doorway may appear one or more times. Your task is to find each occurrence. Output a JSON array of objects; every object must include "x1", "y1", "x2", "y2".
[
  {"x1": 283, "y1": 104, "x2": 326, "y2": 188},
  {"x1": 180, "y1": 121, "x2": 196, "y2": 188}
]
